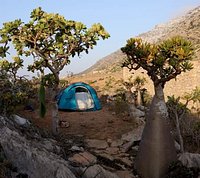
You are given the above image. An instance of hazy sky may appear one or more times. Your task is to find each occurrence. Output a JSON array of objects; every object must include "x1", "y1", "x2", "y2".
[{"x1": 0, "y1": 0, "x2": 199, "y2": 77}]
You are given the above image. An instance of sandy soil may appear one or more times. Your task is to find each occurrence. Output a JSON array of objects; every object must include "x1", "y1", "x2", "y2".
[{"x1": 20, "y1": 103, "x2": 138, "y2": 140}]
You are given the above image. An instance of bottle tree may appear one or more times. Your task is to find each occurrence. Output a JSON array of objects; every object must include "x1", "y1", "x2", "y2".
[
  {"x1": 0, "y1": 7, "x2": 110, "y2": 135},
  {"x1": 133, "y1": 76, "x2": 146, "y2": 106},
  {"x1": 121, "y1": 36, "x2": 194, "y2": 178}
]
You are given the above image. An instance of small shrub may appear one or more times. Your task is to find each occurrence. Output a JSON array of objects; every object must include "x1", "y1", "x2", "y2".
[
  {"x1": 182, "y1": 117, "x2": 200, "y2": 152},
  {"x1": 165, "y1": 160, "x2": 199, "y2": 178}
]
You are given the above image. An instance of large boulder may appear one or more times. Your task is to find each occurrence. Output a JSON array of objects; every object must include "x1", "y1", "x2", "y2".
[
  {"x1": 179, "y1": 152, "x2": 200, "y2": 168},
  {"x1": 0, "y1": 116, "x2": 120, "y2": 178},
  {"x1": 0, "y1": 127, "x2": 76, "y2": 178}
]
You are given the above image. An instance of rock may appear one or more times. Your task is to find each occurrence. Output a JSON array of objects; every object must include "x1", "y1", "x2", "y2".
[
  {"x1": 136, "y1": 105, "x2": 146, "y2": 111},
  {"x1": 59, "y1": 120, "x2": 70, "y2": 128},
  {"x1": 68, "y1": 152, "x2": 97, "y2": 167},
  {"x1": 111, "y1": 139, "x2": 124, "y2": 147},
  {"x1": 0, "y1": 127, "x2": 76, "y2": 178},
  {"x1": 74, "y1": 164, "x2": 120, "y2": 178},
  {"x1": 179, "y1": 152, "x2": 200, "y2": 168},
  {"x1": 85, "y1": 139, "x2": 109, "y2": 149},
  {"x1": 112, "y1": 112, "x2": 116, "y2": 115},
  {"x1": 0, "y1": 116, "x2": 122, "y2": 178},
  {"x1": 121, "y1": 141, "x2": 135, "y2": 153},
  {"x1": 98, "y1": 153, "x2": 114, "y2": 161},
  {"x1": 36, "y1": 138, "x2": 61, "y2": 154},
  {"x1": 107, "y1": 138, "x2": 113, "y2": 145},
  {"x1": 174, "y1": 141, "x2": 181, "y2": 152},
  {"x1": 115, "y1": 157, "x2": 133, "y2": 167},
  {"x1": 121, "y1": 125, "x2": 144, "y2": 143},
  {"x1": 12, "y1": 115, "x2": 31, "y2": 127},
  {"x1": 134, "y1": 117, "x2": 145, "y2": 124},
  {"x1": 105, "y1": 147, "x2": 119, "y2": 155},
  {"x1": 120, "y1": 126, "x2": 144, "y2": 152},
  {"x1": 116, "y1": 170, "x2": 136, "y2": 178},
  {"x1": 129, "y1": 105, "x2": 145, "y2": 118},
  {"x1": 70, "y1": 145, "x2": 84, "y2": 152}
]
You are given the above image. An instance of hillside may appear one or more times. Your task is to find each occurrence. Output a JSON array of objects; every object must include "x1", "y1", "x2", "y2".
[
  {"x1": 82, "y1": 6, "x2": 200, "y2": 74},
  {"x1": 81, "y1": 50, "x2": 125, "y2": 74},
  {"x1": 67, "y1": 6, "x2": 200, "y2": 98}
]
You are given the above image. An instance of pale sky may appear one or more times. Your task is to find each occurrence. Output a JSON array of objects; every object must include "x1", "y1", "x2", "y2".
[{"x1": 0, "y1": 0, "x2": 199, "y2": 77}]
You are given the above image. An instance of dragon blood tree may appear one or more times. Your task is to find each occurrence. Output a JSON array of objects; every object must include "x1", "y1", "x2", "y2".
[{"x1": 121, "y1": 36, "x2": 194, "y2": 178}]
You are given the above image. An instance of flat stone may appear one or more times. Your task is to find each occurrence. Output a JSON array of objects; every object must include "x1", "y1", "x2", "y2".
[
  {"x1": 68, "y1": 151, "x2": 97, "y2": 167},
  {"x1": 105, "y1": 147, "x2": 119, "y2": 155},
  {"x1": 121, "y1": 125, "x2": 144, "y2": 142},
  {"x1": 116, "y1": 157, "x2": 133, "y2": 167},
  {"x1": 0, "y1": 127, "x2": 76, "y2": 178},
  {"x1": 111, "y1": 139, "x2": 124, "y2": 147},
  {"x1": 81, "y1": 164, "x2": 120, "y2": 178},
  {"x1": 85, "y1": 139, "x2": 109, "y2": 149},
  {"x1": 116, "y1": 170, "x2": 136, "y2": 178},
  {"x1": 121, "y1": 141, "x2": 135, "y2": 152},
  {"x1": 98, "y1": 153, "x2": 114, "y2": 161}
]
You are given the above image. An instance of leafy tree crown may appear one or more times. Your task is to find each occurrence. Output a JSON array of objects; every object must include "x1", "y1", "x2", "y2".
[
  {"x1": 0, "y1": 7, "x2": 110, "y2": 84},
  {"x1": 121, "y1": 36, "x2": 194, "y2": 87}
]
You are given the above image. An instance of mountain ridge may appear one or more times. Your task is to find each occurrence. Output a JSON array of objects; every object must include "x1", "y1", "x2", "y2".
[{"x1": 81, "y1": 6, "x2": 200, "y2": 74}]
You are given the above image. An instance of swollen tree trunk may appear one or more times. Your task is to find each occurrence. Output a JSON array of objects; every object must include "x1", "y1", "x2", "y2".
[{"x1": 135, "y1": 83, "x2": 177, "y2": 178}]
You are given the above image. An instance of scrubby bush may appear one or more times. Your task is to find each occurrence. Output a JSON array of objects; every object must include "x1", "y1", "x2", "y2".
[
  {"x1": 0, "y1": 59, "x2": 35, "y2": 116},
  {"x1": 165, "y1": 161, "x2": 199, "y2": 178},
  {"x1": 181, "y1": 117, "x2": 200, "y2": 152},
  {"x1": 167, "y1": 88, "x2": 200, "y2": 152}
]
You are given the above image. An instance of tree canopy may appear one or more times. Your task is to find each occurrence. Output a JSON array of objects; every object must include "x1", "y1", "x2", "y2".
[
  {"x1": 0, "y1": 7, "x2": 110, "y2": 85},
  {"x1": 121, "y1": 37, "x2": 194, "y2": 87}
]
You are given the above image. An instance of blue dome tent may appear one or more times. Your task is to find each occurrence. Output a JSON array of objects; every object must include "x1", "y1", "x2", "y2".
[{"x1": 57, "y1": 82, "x2": 102, "y2": 111}]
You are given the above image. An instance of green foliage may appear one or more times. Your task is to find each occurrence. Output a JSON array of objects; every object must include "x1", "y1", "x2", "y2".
[
  {"x1": 184, "y1": 86, "x2": 200, "y2": 110},
  {"x1": 167, "y1": 90, "x2": 200, "y2": 151},
  {"x1": 102, "y1": 76, "x2": 115, "y2": 94},
  {"x1": 41, "y1": 74, "x2": 57, "y2": 87},
  {"x1": 182, "y1": 87, "x2": 200, "y2": 116},
  {"x1": 121, "y1": 76, "x2": 149, "y2": 106},
  {"x1": 88, "y1": 80, "x2": 97, "y2": 85},
  {"x1": 121, "y1": 36, "x2": 194, "y2": 87},
  {"x1": 141, "y1": 89, "x2": 152, "y2": 106},
  {"x1": 182, "y1": 119, "x2": 200, "y2": 150},
  {"x1": 0, "y1": 7, "x2": 110, "y2": 86},
  {"x1": 59, "y1": 79, "x2": 69, "y2": 88},
  {"x1": 133, "y1": 76, "x2": 146, "y2": 90},
  {"x1": 0, "y1": 59, "x2": 34, "y2": 115},
  {"x1": 109, "y1": 64, "x2": 121, "y2": 73},
  {"x1": 39, "y1": 82, "x2": 46, "y2": 118},
  {"x1": 114, "y1": 87, "x2": 127, "y2": 102},
  {"x1": 0, "y1": 57, "x2": 23, "y2": 81},
  {"x1": 166, "y1": 95, "x2": 189, "y2": 120}
]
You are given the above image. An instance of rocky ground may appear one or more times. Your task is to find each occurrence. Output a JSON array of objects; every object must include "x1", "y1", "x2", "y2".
[
  {"x1": 0, "y1": 106, "x2": 145, "y2": 178},
  {"x1": 0, "y1": 100, "x2": 200, "y2": 177}
]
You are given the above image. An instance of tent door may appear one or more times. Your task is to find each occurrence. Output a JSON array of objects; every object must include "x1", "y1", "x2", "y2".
[{"x1": 75, "y1": 87, "x2": 94, "y2": 110}]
